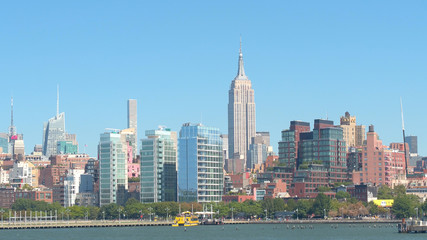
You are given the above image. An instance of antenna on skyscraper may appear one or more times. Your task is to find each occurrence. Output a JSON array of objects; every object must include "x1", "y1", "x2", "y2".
[
  {"x1": 57, "y1": 84, "x2": 60, "y2": 117},
  {"x1": 11, "y1": 97, "x2": 14, "y2": 128},
  {"x1": 400, "y1": 97, "x2": 408, "y2": 177},
  {"x1": 9, "y1": 96, "x2": 17, "y2": 137},
  {"x1": 240, "y1": 35, "x2": 242, "y2": 54}
]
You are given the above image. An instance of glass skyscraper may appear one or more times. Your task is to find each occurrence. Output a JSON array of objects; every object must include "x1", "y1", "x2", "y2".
[
  {"x1": 42, "y1": 113, "x2": 66, "y2": 157},
  {"x1": 140, "y1": 128, "x2": 177, "y2": 203},
  {"x1": 178, "y1": 123, "x2": 223, "y2": 203},
  {"x1": 99, "y1": 131, "x2": 128, "y2": 206}
]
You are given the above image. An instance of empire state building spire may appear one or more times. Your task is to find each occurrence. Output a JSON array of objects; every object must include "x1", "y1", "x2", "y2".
[{"x1": 235, "y1": 38, "x2": 248, "y2": 80}]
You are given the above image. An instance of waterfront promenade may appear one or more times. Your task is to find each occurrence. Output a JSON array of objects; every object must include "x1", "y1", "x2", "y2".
[{"x1": 0, "y1": 219, "x2": 400, "y2": 230}]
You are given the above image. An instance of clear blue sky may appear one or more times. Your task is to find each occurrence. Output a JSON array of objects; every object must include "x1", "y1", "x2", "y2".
[{"x1": 1, "y1": 1, "x2": 426, "y2": 157}]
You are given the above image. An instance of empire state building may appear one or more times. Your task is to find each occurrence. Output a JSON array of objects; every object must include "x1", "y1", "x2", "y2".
[{"x1": 228, "y1": 42, "x2": 256, "y2": 172}]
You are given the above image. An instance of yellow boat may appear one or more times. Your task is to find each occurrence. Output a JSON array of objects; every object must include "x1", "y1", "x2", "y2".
[{"x1": 172, "y1": 211, "x2": 199, "y2": 227}]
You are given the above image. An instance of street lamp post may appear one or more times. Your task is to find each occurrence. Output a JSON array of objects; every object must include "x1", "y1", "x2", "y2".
[
  {"x1": 102, "y1": 211, "x2": 105, "y2": 222},
  {"x1": 118, "y1": 208, "x2": 122, "y2": 223},
  {"x1": 264, "y1": 209, "x2": 267, "y2": 221},
  {"x1": 296, "y1": 209, "x2": 299, "y2": 221},
  {"x1": 66, "y1": 209, "x2": 70, "y2": 224},
  {"x1": 324, "y1": 209, "x2": 326, "y2": 219},
  {"x1": 415, "y1": 208, "x2": 419, "y2": 220},
  {"x1": 165, "y1": 207, "x2": 170, "y2": 222},
  {"x1": 148, "y1": 207, "x2": 153, "y2": 222},
  {"x1": 0, "y1": 209, "x2": 5, "y2": 227},
  {"x1": 230, "y1": 207, "x2": 234, "y2": 221}
]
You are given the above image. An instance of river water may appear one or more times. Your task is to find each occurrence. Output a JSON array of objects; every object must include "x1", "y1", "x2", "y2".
[{"x1": 2, "y1": 223, "x2": 425, "y2": 240}]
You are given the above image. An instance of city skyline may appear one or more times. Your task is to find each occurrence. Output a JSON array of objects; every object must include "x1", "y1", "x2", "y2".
[{"x1": 1, "y1": 1, "x2": 427, "y2": 157}]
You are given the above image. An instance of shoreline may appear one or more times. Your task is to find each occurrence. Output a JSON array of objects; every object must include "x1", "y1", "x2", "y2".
[{"x1": 0, "y1": 219, "x2": 400, "y2": 230}]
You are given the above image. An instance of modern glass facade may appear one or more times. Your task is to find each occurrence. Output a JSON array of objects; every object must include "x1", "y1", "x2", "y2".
[
  {"x1": 140, "y1": 128, "x2": 177, "y2": 203},
  {"x1": 99, "y1": 132, "x2": 127, "y2": 206},
  {"x1": 299, "y1": 127, "x2": 347, "y2": 182},
  {"x1": 42, "y1": 113, "x2": 66, "y2": 157},
  {"x1": 0, "y1": 136, "x2": 8, "y2": 153},
  {"x1": 178, "y1": 123, "x2": 223, "y2": 203},
  {"x1": 57, "y1": 141, "x2": 78, "y2": 154}
]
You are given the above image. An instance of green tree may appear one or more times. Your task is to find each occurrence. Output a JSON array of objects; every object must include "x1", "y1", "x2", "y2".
[
  {"x1": 393, "y1": 185, "x2": 406, "y2": 197},
  {"x1": 336, "y1": 191, "x2": 351, "y2": 200},
  {"x1": 311, "y1": 193, "x2": 331, "y2": 216},
  {"x1": 241, "y1": 200, "x2": 263, "y2": 218},
  {"x1": 317, "y1": 186, "x2": 331, "y2": 193},
  {"x1": 286, "y1": 199, "x2": 297, "y2": 211},
  {"x1": 128, "y1": 177, "x2": 140, "y2": 183},
  {"x1": 295, "y1": 200, "x2": 313, "y2": 219},
  {"x1": 214, "y1": 202, "x2": 229, "y2": 218},
  {"x1": 422, "y1": 199, "x2": 427, "y2": 214},
  {"x1": 68, "y1": 205, "x2": 86, "y2": 219},
  {"x1": 391, "y1": 194, "x2": 420, "y2": 219},
  {"x1": 377, "y1": 185, "x2": 393, "y2": 199},
  {"x1": 368, "y1": 201, "x2": 379, "y2": 215},
  {"x1": 87, "y1": 206, "x2": 100, "y2": 220},
  {"x1": 100, "y1": 203, "x2": 120, "y2": 220}
]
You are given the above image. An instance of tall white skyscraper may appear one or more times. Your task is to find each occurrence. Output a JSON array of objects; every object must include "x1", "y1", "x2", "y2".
[
  {"x1": 127, "y1": 99, "x2": 137, "y2": 157},
  {"x1": 228, "y1": 41, "x2": 256, "y2": 172}
]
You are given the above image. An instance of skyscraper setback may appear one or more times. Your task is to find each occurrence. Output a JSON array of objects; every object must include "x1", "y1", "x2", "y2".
[{"x1": 228, "y1": 41, "x2": 256, "y2": 172}]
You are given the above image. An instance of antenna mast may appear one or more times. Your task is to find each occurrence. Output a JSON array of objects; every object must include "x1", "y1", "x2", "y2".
[
  {"x1": 11, "y1": 97, "x2": 14, "y2": 128},
  {"x1": 400, "y1": 98, "x2": 408, "y2": 177},
  {"x1": 57, "y1": 85, "x2": 59, "y2": 117}
]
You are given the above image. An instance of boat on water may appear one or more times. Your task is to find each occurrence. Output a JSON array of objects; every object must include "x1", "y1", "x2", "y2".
[{"x1": 172, "y1": 211, "x2": 199, "y2": 227}]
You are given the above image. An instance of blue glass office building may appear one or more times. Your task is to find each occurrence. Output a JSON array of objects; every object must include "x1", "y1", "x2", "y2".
[{"x1": 178, "y1": 123, "x2": 223, "y2": 203}]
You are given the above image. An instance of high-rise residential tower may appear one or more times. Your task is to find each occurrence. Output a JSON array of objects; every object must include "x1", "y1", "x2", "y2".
[
  {"x1": 178, "y1": 123, "x2": 223, "y2": 203},
  {"x1": 127, "y1": 99, "x2": 137, "y2": 158},
  {"x1": 140, "y1": 127, "x2": 177, "y2": 203},
  {"x1": 99, "y1": 130, "x2": 128, "y2": 206},
  {"x1": 228, "y1": 41, "x2": 256, "y2": 172}
]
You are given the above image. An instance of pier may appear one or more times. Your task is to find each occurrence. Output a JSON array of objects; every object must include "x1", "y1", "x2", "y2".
[
  {"x1": 224, "y1": 219, "x2": 400, "y2": 225},
  {"x1": 0, "y1": 220, "x2": 172, "y2": 230},
  {"x1": 0, "y1": 219, "x2": 401, "y2": 230},
  {"x1": 398, "y1": 220, "x2": 427, "y2": 233}
]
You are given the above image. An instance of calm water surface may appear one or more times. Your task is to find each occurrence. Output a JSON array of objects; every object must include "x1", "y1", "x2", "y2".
[{"x1": 2, "y1": 223, "x2": 425, "y2": 240}]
